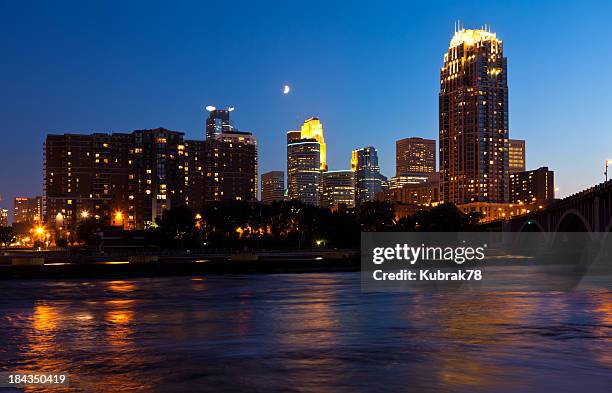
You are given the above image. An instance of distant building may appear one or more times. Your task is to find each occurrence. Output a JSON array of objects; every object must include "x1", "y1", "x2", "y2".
[
  {"x1": 396, "y1": 137, "x2": 436, "y2": 176},
  {"x1": 0, "y1": 209, "x2": 7, "y2": 226},
  {"x1": 322, "y1": 170, "x2": 355, "y2": 210},
  {"x1": 287, "y1": 118, "x2": 327, "y2": 206},
  {"x1": 439, "y1": 27, "x2": 509, "y2": 204},
  {"x1": 13, "y1": 196, "x2": 42, "y2": 223},
  {"x1": 378, "y1": 173, "x2": 439, "y2": 206},
  {"x1": 509, "y1": 139, "x2": 526, "y2": 173},
  {"x1": 261, "y1": 171, "x2": 285, "y2": 204},
  {"x1": 509, "y1": 167, "x2": 554, "y2": 204},
  {"x1": 351, "y1": 146, "x2": 382, "y2": 204},
  {"x1": 458, "y1": 202, "x2": 534, "y2": 223},
  {"x1": 388, "y1": 173, "x2": 433, "y2": 190},
  {"x1": 205, "y1": 106, "x2": 234, "y2": 139}
]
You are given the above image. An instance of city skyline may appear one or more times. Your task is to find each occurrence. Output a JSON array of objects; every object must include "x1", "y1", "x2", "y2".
[{"x1": 2, "y1": 1, "x2": 612, "y2": 221}]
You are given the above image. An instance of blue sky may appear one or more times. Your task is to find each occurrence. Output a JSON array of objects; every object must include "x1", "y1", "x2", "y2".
[{"x1": 1, "y1": 0, "x2": 611, "y2": 219}]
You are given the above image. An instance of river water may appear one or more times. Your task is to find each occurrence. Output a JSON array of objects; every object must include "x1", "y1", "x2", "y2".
[{"x1": 1, "y1": 272, "x2": 611, "y2": 392}]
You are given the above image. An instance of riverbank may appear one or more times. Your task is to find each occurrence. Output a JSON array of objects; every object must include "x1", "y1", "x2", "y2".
[{"x1": 0, "y1": 250, "x2": 360, "y2": 280}]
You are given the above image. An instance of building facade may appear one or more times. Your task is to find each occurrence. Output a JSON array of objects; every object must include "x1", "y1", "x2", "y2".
[
  {"x1": 351, "y1": 146, "x2": 382, "y2": 204},
  {"x1": 396, "y1": 137, "x2": 436, "y2": 176},
  {"x1": 13, "y1": 196, "x2": 42, "y2": 224},
  {"x1": 509, "y1": 166, "x2": 554, "y2": 204},
  {"x1": 509, "y1": 139, "x2": 526, "y2": 173},
  {"x1": 44, "y1": 132, "x2": 134, "y2": 230},
  {"x1": 439, "y1": 27, "x2": 510, "y2": 204},
  {"x1": 287, "y1": 118, "x2": 327, "y2": 206},
  {"x1": 202, "y1": 131, "x2": 258, "y2": 203},
  {"x1": 261, "y1": 171, "x2": 285, "y2": 204},
  {"x1": 322, "y1": 170, "x2": 355, "y2": 210},
  {"x1": 131, "y1": 128, "x2": 187, "y2": 228}
]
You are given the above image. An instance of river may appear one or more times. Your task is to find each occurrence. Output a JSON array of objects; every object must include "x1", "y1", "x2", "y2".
[{"x1": 1, "y1": 272, "x2": 611, "y2": 392}]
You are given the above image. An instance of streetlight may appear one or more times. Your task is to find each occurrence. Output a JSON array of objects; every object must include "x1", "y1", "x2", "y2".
[{"x1": 81, "y1": 210, "x2": 89, "y2": 219}]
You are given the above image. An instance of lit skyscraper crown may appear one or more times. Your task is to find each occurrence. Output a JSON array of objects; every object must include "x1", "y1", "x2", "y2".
[{"x1": 449, "y1": 28, "x2": 500, "y2": 48}]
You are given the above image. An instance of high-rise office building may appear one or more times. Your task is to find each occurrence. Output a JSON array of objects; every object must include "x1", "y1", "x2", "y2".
[
  {"x1": 287, "y1": 118, "x2": 327, "y2": 206},
  {"x1": 261, "y1": 171, "x2": 285, "y2": 204},
  {"x1": 205, "y1": 106, "x2": 234, "y2": 139},
  {"x1": 509, "y1": 167, "x2": 554, "y2": 204},
  {"x1": 322, "y1": 170, "x2": 355, "y2": 210},
  {"x1": 351, "y1": 146, "x2": 383, "y2": 204},
  {"x1": 0, "y1": 209, "x2": 7, "y2": 227},
  {"x1": 13, "y1": 196, "x2": 42, "y2": 223},
  {"x1": 439, "y1": 26, "x2": 509, "y2": 204},
  {"x1": 509, "y1": 139, "x2": 526, "y2": 173},
  {"x1": 396, "y1": 137, "x2": 436, "y2": 176}
]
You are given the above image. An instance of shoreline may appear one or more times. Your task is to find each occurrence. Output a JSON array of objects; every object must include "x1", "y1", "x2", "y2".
[{"x1": 0, "y1": 251, "x2": 360, "y2": 280}]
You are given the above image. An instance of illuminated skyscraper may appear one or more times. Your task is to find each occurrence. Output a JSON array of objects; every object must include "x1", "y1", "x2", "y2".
[
  {"x1": 509, "y1": 139, "x2": 526, "y2": 173},
  {"x1": 205, "y1": 106, "x2": 234, "y2": 139},
  {"x1": 287, "y1": 129, "x2": 322, "y2": 206},
  {"x1": 299, "y1": 117, "x2": 327, "y2": 171},
  {"x1": 322, "y1": 170, "x2": 355, "y2": 210},
  {"x1": 351, "y1": 146, "x2": 382, "y2": 204},
  {"x1": 439, "y1": 26, "x2": 509, "y2": 204},
  {"x1": 286, "y1": 118, "x2": 327, "y2": 206},
  {"x1": 396, "y1": 137, "x2": 436, "y2": 176}
]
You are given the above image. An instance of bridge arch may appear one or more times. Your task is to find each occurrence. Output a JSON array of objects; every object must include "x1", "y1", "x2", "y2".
[
  {"x1": 554, "y1": 209, "x2": 592, "y2": 233},
  {"x1": 518, "y1": 219, "x2": 545, "y2": 233}
]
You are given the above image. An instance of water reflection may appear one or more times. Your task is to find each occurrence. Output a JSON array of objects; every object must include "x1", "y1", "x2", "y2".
[{"x1": 0, "y1": 273, "x2": 610, "y2": 392}]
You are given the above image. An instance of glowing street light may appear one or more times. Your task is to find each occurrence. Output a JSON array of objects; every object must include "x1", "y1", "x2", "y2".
[{"x1": 81, "y1": 210, "x2": 89, "y2": 219}]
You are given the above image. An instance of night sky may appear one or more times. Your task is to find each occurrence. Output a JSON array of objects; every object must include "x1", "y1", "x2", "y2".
[{"x1": 2, "y1": 0, "x2": 611, "y2": 222}]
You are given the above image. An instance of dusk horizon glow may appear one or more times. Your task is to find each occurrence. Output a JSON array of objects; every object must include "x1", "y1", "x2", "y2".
[{"x1": 2, "y1": 0, "x2": 612, "y2": 221}]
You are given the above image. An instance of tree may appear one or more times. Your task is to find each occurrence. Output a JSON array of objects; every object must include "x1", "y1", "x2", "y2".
[
  {"x1": 357, "y1": 201, "x2": 396, "y2": 231},
  {"x1": 155, "y1": 205, "x2": 203, "y2": 249},
  {"x1": 413, "y1": 203, "x2": 483, "y2": 232},
  {"x1": 77, "y1": 218, "x2": 102, "y2": 245},
  {"x1": 0, "y1": 226, "x2": 16, "y2": 251}
]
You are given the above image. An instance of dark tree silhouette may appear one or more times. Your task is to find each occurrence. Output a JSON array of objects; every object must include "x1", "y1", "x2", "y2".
[{"x1": 0, "y1": 226, "x2": 16, "y2": 251}]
